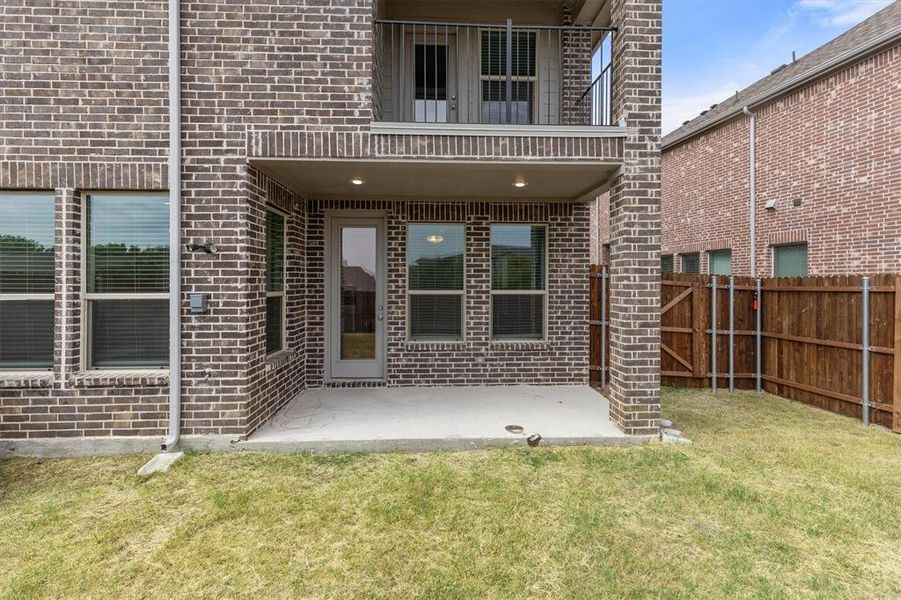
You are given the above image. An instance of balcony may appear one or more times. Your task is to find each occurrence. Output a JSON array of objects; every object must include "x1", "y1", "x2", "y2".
[{"x1": 372, "y1": 19, "x2": 614, "y2": 130}]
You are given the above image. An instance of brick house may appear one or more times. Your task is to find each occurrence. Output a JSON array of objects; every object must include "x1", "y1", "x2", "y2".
[
  {"x1": 592, "y1": 1, "x2": 899, "y2": 277},
  {"x1": 0, "y1": 0, "x2": 661, "y2": 451}
]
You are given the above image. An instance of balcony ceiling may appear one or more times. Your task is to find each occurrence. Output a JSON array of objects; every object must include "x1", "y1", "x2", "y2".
[{"x1": 250, "y1": 158, "x2": 619, "y2": 201}]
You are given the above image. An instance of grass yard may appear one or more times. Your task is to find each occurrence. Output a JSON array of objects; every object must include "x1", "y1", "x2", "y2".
[{"x1": 2, "y1": 389, "x2": 900, "y2": 599}]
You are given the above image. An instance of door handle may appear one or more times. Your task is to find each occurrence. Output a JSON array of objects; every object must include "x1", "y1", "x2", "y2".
[{"x1": 377, "y1": 305, "x2": 385, "y2": 321}]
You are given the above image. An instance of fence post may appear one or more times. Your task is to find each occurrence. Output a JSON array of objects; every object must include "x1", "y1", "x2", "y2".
[
  {"x1": 711, "y1": 275, "x2": 717, "y2": 393},
  {"x1": 600, "y1": 265, "x2": 607, "y2": 388},
  {"x1": 728, "y1": 276, "x2": 735, "y2": 393},
  {"x1": 893, "y1": 276, "x2": 901, "y2": 433},
  {"x1": 755, "y1": 277, "x2": 762, "y2": 393},
  {"x1": 861, "y1": 276, "x2": 870, "y2": 426}
]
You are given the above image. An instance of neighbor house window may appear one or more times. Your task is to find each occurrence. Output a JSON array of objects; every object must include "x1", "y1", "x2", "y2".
[
  {"x1": 266, "y1": 210, "x2": 286, "y2": 354},
  {"x1": 481, "y1": 29, "x2": 536, "y2": 124},
  {"x1": 0, "y1": 192, "x2": 55, "y2": 369},
  {"x1": 407, "y1": 224, "x2": 464, "y2": 341},
  {"x1": 661, "y1": 255, "x2": 674, "y2": 273},
  {"x1": 491, "y1": 224, "x2": 546, "y2": 340},
  {"x1": 708, "y1": 249, "x2": 732, "y2": 275},
  {"x1": 680, "y1": 252, "x2": 700, "y2": 274},
  {"x1": 85, "y1": 194, "x2": 169, "y2": 368},
  {"x1": 773, "y1": 243, "x2": 808, "y2": 277}
]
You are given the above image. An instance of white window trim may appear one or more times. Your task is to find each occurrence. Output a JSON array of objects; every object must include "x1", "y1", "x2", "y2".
[
  {"x1": 266, "y1": 208, "x2": 288, "y2": 356},
  {"x1": 406, "y1": 223, "x2": 466, "y2": 342},
  {"x1": 81, "y1": 192, "x2": 170, "y2": 371},
  {"x1": 0, "y1": 192, "x2": 55, "y2": 371},
  {"x1": 489, "y1": 223, "x2": 548, "y2": 342}
]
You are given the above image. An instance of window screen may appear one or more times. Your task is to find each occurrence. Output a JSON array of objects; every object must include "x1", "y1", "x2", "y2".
[
  {"x1": 661, "y1": 255, "x2": 674, "y2": 273},
  {"x1": 774, "y1": 244, "x2": 808, "y2": 277},
  {"x1": 0, "y1": 192, "x2": 55, "y2": 369},
  {"x1": 266, "y1": 211, "x2": 286, "y2": 354},
  {"x1": 407, "y1": 224, "x2": 464, "y2": 340},
  {"x1": 708, "y1": 250, "x2": 732, "y2": 275},
  {"x1": 481, "y1": 29, "x2": 536, "y2": 124},
  {"x1": 86, "y1": 194, "x2": 169, "y2": 368},
  {"x1": 491, "y1": 224, "x2": 546, "y2": 340},
  {"x1": 680, "y1": 253, "x2": 700, "y2": 274}
]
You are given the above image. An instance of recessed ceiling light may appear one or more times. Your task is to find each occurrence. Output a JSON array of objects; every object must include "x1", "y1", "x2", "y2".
[
  {"x1": 350, "y1": 178, "x2": 364, "y2": 185},
  {"x1": 513, "y1": 180, "x2": 527, "y2": 188},
  {"x1": 426, "y1": 234, "x2": 444, "y2": 244}
]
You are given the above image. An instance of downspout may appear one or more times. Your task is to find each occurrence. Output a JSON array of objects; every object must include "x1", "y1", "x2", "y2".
[
  {"x1": 742, "y1": 106, "x2": 757, "y2": 276},
  {"x1": 162, "y1": 0, "x2": 182, "y2": 452}
]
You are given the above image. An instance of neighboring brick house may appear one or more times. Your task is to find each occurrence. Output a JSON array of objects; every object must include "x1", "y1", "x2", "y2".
[
  {"x1": 593, "y1": 1, "x2": 900, "y2": 277},
  {"x1": 0, "y1": 0, "x2": 662, "y2": 448}
]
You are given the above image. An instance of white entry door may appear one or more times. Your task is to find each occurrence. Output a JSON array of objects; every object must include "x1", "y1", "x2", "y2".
[{"x1": 327, "y1": 217, "x2": 386, "y2": 380}]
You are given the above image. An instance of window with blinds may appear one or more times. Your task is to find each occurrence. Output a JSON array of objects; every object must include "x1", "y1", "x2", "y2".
[
  {"x1": 407, "y1": 224, "x2": 464, "y2": 341},
  {"x1": 491, "y1": 224, "x2": 546, "y2": 340},
  {"x1": 680, "y1": 252, "x2": 700, "y2": 274},
  {"x1": 0, "y1": 192, "x2": 55, "y2": 369},
  {"x1": 480, "y1": 29, "x2": 536, "y2": 124},
  {"x1": 85, "y1": 194, "x2": 169, "y2": 368},
  {"x1": 266, "y1": 210, "x2": 286, "y2": 354},
  {"x1": 773, "y1": 243, "x2": 808, "y2": 277},
  {"x1": 708, "y1": 249, "x2": 732, "y2": 275},
  {"x1": 661, "y1": 255, "x2": 674, "y2": 273}
]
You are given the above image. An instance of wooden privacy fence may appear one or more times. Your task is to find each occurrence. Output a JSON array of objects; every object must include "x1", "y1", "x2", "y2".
[{"x1": 589, "y1": 265, "x2": 901, "y2": 433}]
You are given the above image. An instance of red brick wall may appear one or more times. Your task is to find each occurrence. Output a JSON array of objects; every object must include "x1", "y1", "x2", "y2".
[{"x1": 653, "y1": 44, "x2": 901, "y2": 276}]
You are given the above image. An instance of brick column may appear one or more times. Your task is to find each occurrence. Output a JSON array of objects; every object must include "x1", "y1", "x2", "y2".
[
  {"x1": 606, "y1": 0, "x2": 662, "y2": 435},
  {"x1": 560, "y1": 5, "x2": 593, "y2": 125}
]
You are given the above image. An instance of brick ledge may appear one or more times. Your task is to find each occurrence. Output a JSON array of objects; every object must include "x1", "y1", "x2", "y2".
[
  {"x1": 0, "y1": 372, "x2": 53, "y2": 389},
  {"x1": 71, "y1": 370, "x2": 170, "y2": 388}
]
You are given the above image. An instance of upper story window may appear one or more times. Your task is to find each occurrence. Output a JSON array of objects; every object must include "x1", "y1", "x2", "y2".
[
  {"x1": 266, "y1": 210, "x2": 286, "y2": 354},
  {"x1": 491, "y1": 224, "x2": 546, "y2": 341},
  {"x1": 0, "y1": 192, "x2": 55, "y2": 370},
  {"x1": 85, "y1": 194, "x2": 168, "y2": 369},
  {"x1": 481, "y1": 29, "x2": 536, "y2": 124},
  {"x1": 407, "y1": 224, "x2": 464, "y2": 341}
]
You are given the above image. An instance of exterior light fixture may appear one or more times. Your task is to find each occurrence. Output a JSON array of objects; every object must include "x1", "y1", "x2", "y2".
[
  {"x1": 350, "y1": 178, "x2": 364, "y2": 185},
  {"x1": 513, "y1": 180, "x2": 527, "y2": 188},
  {"x1": 426, "y1": 234, "x2": 444, "y2": 244},
  {"x1": 186, "y1": 239, "x2": 217, "y2": 254}
]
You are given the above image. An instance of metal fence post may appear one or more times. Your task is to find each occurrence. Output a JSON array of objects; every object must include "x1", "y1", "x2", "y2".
[
  {"x1": 711, "y1": 275, "x2": 717, "y2": 393},
  {"x1": 755, "y1": 277, "x2": 762, "y2": 392},
  {"x1": 600, "y1": 265, "x2": 607, "y2": 388},
  {"x1": 728, "y1": 276, "x2": 735, "y2": 393},
  {"x1": 862, "y1": 276, "x2": 870, "y2": 426}
]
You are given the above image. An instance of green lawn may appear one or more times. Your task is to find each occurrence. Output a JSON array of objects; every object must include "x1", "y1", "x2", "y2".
[{"x1": 2, "y1": 389, "x2": 900, "y2": 599}]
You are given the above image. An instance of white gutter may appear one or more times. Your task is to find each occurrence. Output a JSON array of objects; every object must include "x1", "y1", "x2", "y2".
[
  {"x1": 162, "y1": 0, "x2": 182, "y2": 452},
  {"x1": 742, "y1": 106, "x2": 756, "y2": 277}
]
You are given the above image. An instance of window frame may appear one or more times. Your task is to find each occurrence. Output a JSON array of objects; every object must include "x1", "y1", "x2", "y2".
[
  {"x1": 81, "y1": 192, "x2": 170, "y2": 371},
  {"x1": 265, "y1": 207, "x2": 288, "y2": 356},
  {"x1": 772, "y1": 242, "x2": 809, "y2": 277},
  {"x1": 406, "y1": 222, "x2": 466, "y2": 342},
  {"x1": 479, "y1": 28, "x2": 538, "y2": 124},
  {"x1": 489, "y1": 223, "x2": 548, "y2": 342},
  {"x1": 680, "y1": 252, "x2": 700, "y2": 274},
  {"x1": 0, "y1": 191, "x2": 56, "y2": 371},
  {"x1": 661, "y1": 254, "x2": 674, "y2": 273},
  {"x1": 707, "y1": 249, "x2": 732, "y2": 276}
]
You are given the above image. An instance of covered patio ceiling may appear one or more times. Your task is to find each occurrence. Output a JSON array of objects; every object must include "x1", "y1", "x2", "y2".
[{"x1": 250, "y1": 158, "x2": 620, "y2": 201}]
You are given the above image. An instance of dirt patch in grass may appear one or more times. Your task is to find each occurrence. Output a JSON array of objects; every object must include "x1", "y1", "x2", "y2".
[{"x1": 2, "y1": 389, "x2": 900, "y2": 598}]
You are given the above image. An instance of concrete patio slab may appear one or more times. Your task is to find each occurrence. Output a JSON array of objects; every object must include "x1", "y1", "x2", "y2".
[{"x1": 240, "y1": 385, "x2": 652, "y2": 453}]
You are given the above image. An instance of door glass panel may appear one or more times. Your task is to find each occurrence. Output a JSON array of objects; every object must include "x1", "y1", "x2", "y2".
[
  {"x1": 340, "y1": 227, "x2": 377, "y2": 360},
  {"x1": 414, "y1": 44, "x2": 448, "y2": 123}
]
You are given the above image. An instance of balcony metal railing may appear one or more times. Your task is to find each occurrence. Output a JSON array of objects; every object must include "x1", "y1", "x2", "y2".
[{"x1": 373, "y1": 19, "x2": 615, "y2": 127}]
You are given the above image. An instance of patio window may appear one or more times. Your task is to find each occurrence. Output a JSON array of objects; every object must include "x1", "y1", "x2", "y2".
[
  {"x1": 491, "y1": 224, "x2": 546, "y2": 340},
  {"x1": 407, "y1": 224, "x2": 464, "y2": 341},
  {"x1": 0, "y1": 192, "x2": 55, "y2": 369},
  {"x1": 85, "y1": 194, "x2": 169, "y2": 369},
  {"x1": 266, "y1": 210, "x2": 286, "y2": 354},
  {"x1": 680, "y1": 252, "x2": 700, "y2": 274}
]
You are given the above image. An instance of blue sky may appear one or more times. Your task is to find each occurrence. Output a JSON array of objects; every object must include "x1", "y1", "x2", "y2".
[{"x1": 662, "y1": 0, "x2": 893, "y2": 133}]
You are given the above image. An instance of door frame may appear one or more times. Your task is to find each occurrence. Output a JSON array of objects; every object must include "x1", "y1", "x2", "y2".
[
  {"x1": 401, "y1": 31, "x2": 458, "y2": 123},
  {"x1": 324, "y1": 212, "x2": 387, "y2": 381}
]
